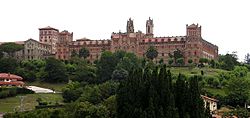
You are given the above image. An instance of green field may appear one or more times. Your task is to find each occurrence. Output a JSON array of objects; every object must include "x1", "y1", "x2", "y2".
[{"x1": 0, "y1": 93, "x2": 63, "y2": 113}]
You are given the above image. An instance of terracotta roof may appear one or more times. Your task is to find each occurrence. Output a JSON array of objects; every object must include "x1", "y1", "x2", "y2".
[
  {"x1": 0, "y1": 81, "x2": 24, "y2": 85},
  {"x1": 201, "y1": 95, "x2": 218, "y2": 102},
  {"x1": 0, "y1": 73, "x2": 23, "y2": 80}
]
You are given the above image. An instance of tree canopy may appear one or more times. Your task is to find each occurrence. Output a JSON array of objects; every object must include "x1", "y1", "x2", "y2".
[
  {"x1": 0, "y1": 42, "x2": 24, "y2": 57},
  {"x1": 79, "y1": 47, "x2": 90, "y2": 59},
  {"x1": 145, "y1": 46, "x2": 158, "y2": 60}
]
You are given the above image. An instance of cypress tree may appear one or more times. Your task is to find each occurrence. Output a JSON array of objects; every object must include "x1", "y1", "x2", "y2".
[{"x1": 188, "y1": 76, "x2": 206, "y2": 118}]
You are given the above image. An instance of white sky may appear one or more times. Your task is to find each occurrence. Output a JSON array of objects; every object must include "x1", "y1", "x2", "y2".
[{"x1": 0, "y1": 0, "x2": 249, "y2": 61}]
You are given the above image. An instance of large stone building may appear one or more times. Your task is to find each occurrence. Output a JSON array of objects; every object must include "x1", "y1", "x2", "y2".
[
  {"x1": 1, "y1": 18, "x2": 218, "y2": 64},
  {"x1": 23, "y1": 39, "x2": 52, "y2": 60},
  {"x1": 39, "y1": 26, "x2": 73, "y2": 54},
  {"x1": 55, "y1": 18, "x2": 218, "y2": 64}
]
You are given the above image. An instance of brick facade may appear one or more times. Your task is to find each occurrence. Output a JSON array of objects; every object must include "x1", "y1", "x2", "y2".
[
  {"x1": 56, "y1": 18, "x2": 218, "y2": 64},
  {"x1": 1, "y1": 18, "x2": 218, "y2": 63}
]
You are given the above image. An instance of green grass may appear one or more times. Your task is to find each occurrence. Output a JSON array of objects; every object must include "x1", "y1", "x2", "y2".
[
  {"x1": 204, "y1": 87, "x2": 227, "y2": 97},
  {"x1": 169, "y1": 67, "x2": 228, "y2": 77},
  {"x1": 25, "y1": 82, "x2": 66, "y2": 92},
  {"x1": 0, "y1": 93, "x2": 63, "y2": 113}
]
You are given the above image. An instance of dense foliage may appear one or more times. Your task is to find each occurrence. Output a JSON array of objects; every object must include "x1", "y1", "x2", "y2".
[
  {"x1": 117, "y1": 65, "x2": 210, "y2": 118},
  {"x1": 0, "y1": 87, "x2": 34, "y2": 99},
  {"x1": 0, "y1": 42, "x2": 24, "y2": 57},
  {"x1": 3, "y1": 50, "x2": 250, "y2": 117}
]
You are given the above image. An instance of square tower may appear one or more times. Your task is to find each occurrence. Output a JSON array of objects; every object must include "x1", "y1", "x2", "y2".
[{"x1": 39, "y1": 26, "x2": 59, "y2": 54}]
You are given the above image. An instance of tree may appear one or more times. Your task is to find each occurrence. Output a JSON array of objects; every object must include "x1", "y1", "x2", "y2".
[
  {"x1": 176, "y1": 58, "x2": 184, "y2": 66},
  {"x1": 168, "y1": 58, "x2": 174, "y2": 66},
  {"x1": 226, "y1": 77, "x2": 250, "y2": 107},
  {"x1": 71, "y1": 101, "x2": 108, "y2": 118},
  {"x1": 97, "y1": 51, "x2": 117, "y2": 82},
  {"x1": 79, "y1": 47, "x2": 90, "y2": 59},
  {"x1": 209, "y1": 59, "x2": 216, "y2": 68},
  {"x1": 72, "y1": 62, "x2": 97, "y2": 83},
  {"x1": 159, "y1": 58, "x2": 164, "y2": 64},
  {"x1": 117, "y1": 65, "x2": 208, "y2": 118},
  {"x1": 245, "y1": 53, "x2": 250, "y2": 64},
  {"x1": 0, "y1": 58, "x2": 18, "y2": 73},
  {"x1": 116, "y1": 52, "x2": 141, "y2": 72},
  {"x1": 112, "y1": 68, "x2": 129, "y2": 80},
  {"x1": 0, "y1": 42, "x2": 24, "y2": 57},
  {"x1": 188, "y1": 59, "x2": 193, "y2": 65},
  {"x1": 219, "y1": 53, "x2": 239, "y2": 70},
  {"x1": 173, "y1": 49, "x2": 183, "y2": 60},
  {"x1": 71, "y1": 50, "x2": 78, "y2": 58},
  {"x1": 199, "y1": 58, "x2": 209, "y2": 64},
  {"x1": 0, "y1": 51, "x2": 3, "y2": 59},
  {"x1": 188, "y1": 76, "x2": 206, "y2": 118},
  {"x1": 145, "y1": 46, "x2": 158, "y2": 60},
  {"x1": 44, "y1": 57, "x2": 68, "y2": 83}
]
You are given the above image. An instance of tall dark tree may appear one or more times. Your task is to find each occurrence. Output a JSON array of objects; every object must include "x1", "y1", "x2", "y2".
[
  {"x1": 79, "y1": 47, "x2": 90, "y2": 59},
  {"x1": 145, "y1": 46, "x2": 158, "y2": 60},
  {"x1": 44, "y1": 57, "x2": 68, "y2": 83},
  {"x1": 0, "y1": 51, "x2": 3, "y2": 59},
  {"x1": 188, "y1": 76, "x2": 206, "y2": 118},
  {"x1": 175, "y1": 74, "x2": 189, "y2": 118},
  {"x1": 245, "y1": 53, "x2": 250, "y2": 64},
  {"x1": 0, "y1": 42, "x2": 24, "y2": 57}
]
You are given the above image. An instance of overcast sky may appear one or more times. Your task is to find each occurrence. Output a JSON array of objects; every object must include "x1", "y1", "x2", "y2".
[{"x1": 0, "y1": 0, "x2": 249, "y2": 61}]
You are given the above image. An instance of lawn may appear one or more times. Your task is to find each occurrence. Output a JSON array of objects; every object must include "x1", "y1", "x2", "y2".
[
  {"x1": 169, "y1": 67, "x2": 228, "y2": 77},
  {"x1": 25, "y1": 82, "x2": 67, "y2": 92},
  {"x1": 0, "y1": 93, "x2": 63, "y2": 113},
  {"x1": 204, "y1": 87, "x2": 227, "y2": 97}
]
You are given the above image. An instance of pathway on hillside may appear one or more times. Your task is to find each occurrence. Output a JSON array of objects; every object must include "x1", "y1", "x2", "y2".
[{"x1": 25, "y1": 86, "x2": 55, "y2": 93}]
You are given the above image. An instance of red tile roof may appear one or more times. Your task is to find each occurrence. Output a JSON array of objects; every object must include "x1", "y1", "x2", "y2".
[
  {"x1": 0, "y1": 81, "x2": 24, "y2": 86},
  {"x1": 0, "y1": 73, "x2": 23, "y2": 80}
]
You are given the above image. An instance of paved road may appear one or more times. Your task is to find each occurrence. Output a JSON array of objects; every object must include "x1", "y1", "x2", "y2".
[{"x1": 25, "y1": 86, "x2": 55, "y2": 93}]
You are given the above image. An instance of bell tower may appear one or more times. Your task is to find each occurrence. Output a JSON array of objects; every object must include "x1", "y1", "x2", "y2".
[
  {"x1": 127, "y1": 18, "x2": 134, "y2": 33},
  {"x1": 146, "y1": 17, "x2": 154, "y2": 38},
  {"x1": 186, "y1": 23, "x2": 201, "y2": 38}
]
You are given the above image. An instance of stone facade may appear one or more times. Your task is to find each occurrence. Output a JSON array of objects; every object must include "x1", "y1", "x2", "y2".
[
  {"x1": 54, "y1": 18, "x2": 218, "y2": 64},
  {"x1": 23, "y1": 39, "x2": 52, "y2": 60}
]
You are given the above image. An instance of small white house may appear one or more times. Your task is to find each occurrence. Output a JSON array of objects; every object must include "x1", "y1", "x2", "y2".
[{"x1": 201, "y1": 95, "x2": 218, "y2": 112}]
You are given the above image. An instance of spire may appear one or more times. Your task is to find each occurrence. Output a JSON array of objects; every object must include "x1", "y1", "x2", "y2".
[
  {"x1": 127, "y1": 18, "x2": 134, "y2": 33},
  {"x1": 146, "y1": 17, "x2": 154, "y2": 37}
]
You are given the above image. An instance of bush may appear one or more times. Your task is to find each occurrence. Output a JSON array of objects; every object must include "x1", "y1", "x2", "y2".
[{"x1": 0, "y1": 87, "x2": 34, "y2": 99}]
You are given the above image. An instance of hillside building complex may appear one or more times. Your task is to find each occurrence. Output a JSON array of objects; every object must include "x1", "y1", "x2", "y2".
[{"x1": 1, "y1": 18, "x2": 218, "y2": 64}]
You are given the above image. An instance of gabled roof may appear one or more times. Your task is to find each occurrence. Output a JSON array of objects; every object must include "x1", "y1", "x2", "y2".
[{"x1": 39, "y1": 26, "x2": 59, "y2": 31}]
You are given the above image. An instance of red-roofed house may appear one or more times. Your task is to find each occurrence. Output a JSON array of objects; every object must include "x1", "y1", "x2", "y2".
[{"x1": 0, "y1": 73, "x2": 24, "y2": 87}]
